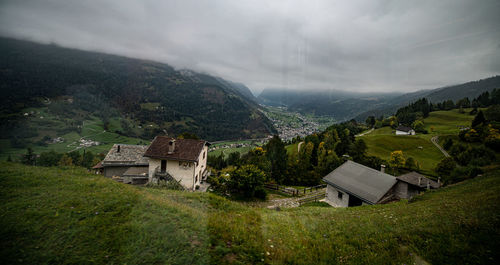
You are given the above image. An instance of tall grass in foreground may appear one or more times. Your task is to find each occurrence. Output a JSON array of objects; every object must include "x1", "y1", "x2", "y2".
[{"x1": 1, "y1": 162, "x2": 499, "y2": 264}]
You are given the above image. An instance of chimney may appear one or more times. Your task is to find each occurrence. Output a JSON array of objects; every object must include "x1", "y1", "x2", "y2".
[
  {"x1": 380, "y1": 164, "x2": 386, "y2": 173},
  {"x1": 168, "y1": 139, "x2": 176, "y2": 154},
  {"x1": 117, "y1": 145, "x2": 121, "y2": 153},
  {"x1": 427, "y1": 180, "x2": 430, "y2": 190},
  {"x1": 438, "y1": 177, "x2": 441, "y2": 186},
  {"x1": 418, "y1": 177, "x2": 422, "y2": 186}
]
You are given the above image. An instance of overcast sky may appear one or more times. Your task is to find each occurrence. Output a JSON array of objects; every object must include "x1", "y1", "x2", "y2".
[{"x1": 1, "y1": 0, "x2": 499, "y2": 95}]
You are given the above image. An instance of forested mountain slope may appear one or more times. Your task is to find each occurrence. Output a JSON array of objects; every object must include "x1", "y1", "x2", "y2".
[{"x1": 0, "y1": 37, "x2": 274, "y2": 141}]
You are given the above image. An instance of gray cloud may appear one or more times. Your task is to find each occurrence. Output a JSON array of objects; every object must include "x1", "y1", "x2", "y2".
[{"x1": 1, "y1": 0, "x2": 499, "y2": 95}]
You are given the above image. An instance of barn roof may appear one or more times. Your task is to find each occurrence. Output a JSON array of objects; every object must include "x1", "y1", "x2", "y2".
[
  {"x1": 323, "y1": 160, "x2": 397, "y2": 204},
  {"x1": 92, "y1": 161, "x2": 103, "y2": 169},
  {"x1": 396, "y1": 125, "x2": 413, "y2": 132},
  {"x1": 397, "y1": 171, "x2": 440, "y2": 189},
  {"x1": 102, "y1": 144, "x2": 149, "y2": 166},
  {"x1": 143, "y1": 136, "x2": 208, "y2": 162}
]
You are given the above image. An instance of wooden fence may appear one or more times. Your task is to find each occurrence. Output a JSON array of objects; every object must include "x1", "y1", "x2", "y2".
[
  {"x1": 297, "y1": 192, "x2": 326, "y2": 205},
  {"x1": 300, "y1": 184, "x2": 327, "y2": 195},
  {"x1": 264, "y1": 183, "x2": 299, "y2": 196},
  {"x1": 264, "y1": 183, "x2": 327, "y2": 197}
]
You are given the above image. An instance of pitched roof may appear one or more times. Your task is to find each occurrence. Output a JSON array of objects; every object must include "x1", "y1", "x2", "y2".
[
  {"x1": 323, "y1": 160, "x2": 397, "y2": 204},
  {"x1": 397, "y1": 171, "x2": 440, "y2": 189},
  {"x1": 396, "y1": 125, "x2": 414, "y2": 132},
  {"x1": 102, "y1": 144, "x2": 149, "y2": 166},
  {"x1": 92, "y1": 161, "x2": 103, "y2": 169},
  {"x1": 143, "y1": 136, "x2": 207, "y2": 162}
]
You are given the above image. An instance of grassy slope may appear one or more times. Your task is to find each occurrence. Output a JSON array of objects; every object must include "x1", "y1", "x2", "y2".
[
  {"x1": 360, "y1": 109, "x2": 476, "y2": 176},
  {"x1": 1, "y1": 162, "x2": 500, "y2": 264}
]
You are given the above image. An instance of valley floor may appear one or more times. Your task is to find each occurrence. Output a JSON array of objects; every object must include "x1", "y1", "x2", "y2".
[{"x1": 1, "y1": 162, "x2": 499, "y2": 264}]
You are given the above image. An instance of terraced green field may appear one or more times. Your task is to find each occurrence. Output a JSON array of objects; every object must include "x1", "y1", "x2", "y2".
[
  {"x1": 0, "y1": 107, "x2": 147, "y2": 160},
  {"x1": 1, "y1": 162, "x2": 499, "y2": 264}
]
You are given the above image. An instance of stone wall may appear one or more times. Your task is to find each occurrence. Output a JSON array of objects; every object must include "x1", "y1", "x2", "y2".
[{"x1": 325, "y1": 184, "x2": 349, "y2": 207}]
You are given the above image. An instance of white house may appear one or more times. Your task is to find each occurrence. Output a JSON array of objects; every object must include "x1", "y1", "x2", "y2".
[
  {"x1": 322, "y1": 160, "x2": 398, "y2": 207},
  {"x1": 395, "y1": 125, "x2": 416, "y2": 135},
  {"x1": 143, "y1": 136, "x2": 210, "y2": 190}
]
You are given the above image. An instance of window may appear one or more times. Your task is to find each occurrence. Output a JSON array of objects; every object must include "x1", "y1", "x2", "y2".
[
  {"x1": 337, "y1": 191, "x2": 343, "y2": 199},
  {"x1": 203, "y1": 151, "x2": 205, "y2": 159}
]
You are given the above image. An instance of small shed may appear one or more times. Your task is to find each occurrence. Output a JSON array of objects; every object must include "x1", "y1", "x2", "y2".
[
  {"x1": 101, "y1": 144, "x2": 149, "y2": 178},
  {"x1": 323, "y1": 160, "x2": 398, "y2": 207},
  {"x1": 395, "y1": 172, "x2": 440, "y2": 199},
  {"x1": 395, "y1": 125, "x2": 416, "y2": 135}
]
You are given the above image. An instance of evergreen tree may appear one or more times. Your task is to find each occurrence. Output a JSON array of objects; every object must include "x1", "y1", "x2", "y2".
[
  {"x1": 21, "y1": 148, "x2": 36, "y2": 165},
  {"x1": 471, "y1": 110, "x2": 485, "y2": 128},
  {"x1": 58, "y1": 154, "x2": 73, "y2": 166},
  {"x1": 264, "y1": 135, "x2": 288, "y2": 183}
]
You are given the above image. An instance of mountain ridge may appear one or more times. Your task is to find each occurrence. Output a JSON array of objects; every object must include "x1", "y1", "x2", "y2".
[{"x1": 0, "y1": 37, "x2": 275, "y2": 141}]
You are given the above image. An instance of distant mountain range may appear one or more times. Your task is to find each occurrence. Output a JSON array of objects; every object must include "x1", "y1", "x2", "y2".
[
  {"x1": 354, "y1": 75, "x2": 500, "y2": 121},
  {"x1": 257, "y1": 88, "x2": 402, "y2": 121},
  {"x1": 257, "y1": 76, "x2": 500, "y2": 121},
  {"x1": 0, "y1": 37, "x2": 274, "y2": 141}
]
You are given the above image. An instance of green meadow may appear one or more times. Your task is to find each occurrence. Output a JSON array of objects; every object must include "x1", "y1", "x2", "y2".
[
  {"x1": 359, "y1": 109, "x2": 477, "y2": 176},
  {"x1": 1, "y1": 162, "x2": 499, "y2": 264}
]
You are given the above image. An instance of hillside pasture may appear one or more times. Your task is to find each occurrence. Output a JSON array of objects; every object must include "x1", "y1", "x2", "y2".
[
  {"x1": 424, "y1": 109, "x2": 476, "y2": 135},
  {"x1": 1, "y1": 163, "x2": 499, "y2": 264},
  {"x1": 362, "y1": 134, "x2": 444, "y2": 176}
]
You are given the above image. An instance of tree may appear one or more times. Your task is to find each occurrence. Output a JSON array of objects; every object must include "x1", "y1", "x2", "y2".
[
  {"x1": 315, "y1": 142, "x2": 341, "y2": 177},
  {"x1": 412, "y1": 120, "x2": 426, "y2": 133},
  {"x1": 227, "y1": 164, "x2": 267, "y2": 199},
  {"x1": 81, "y1": 151, "x2": 95, "y2": 168},
  {"x1": 471, "y1": 110, "x2": 485, "y2": 128},
  {"x1": 389, "y1": 150, "x2": 405, "y2": 171},
  {"x1": 38, "y1": 150, "x2": 62, "y2": 167},
  {"x1": 348, "y1": 139, "x2": 367, "y2": 162},
  {"x1": 264, "y1": 135, "x2": 288, "y2": 184},
  {"x1": 435, "y1": 157, "x2": 456, "y2": 183},
  {"x1": 405, "y1": 157, "x2": 416, "y2": 170},
  {"x1": 365, "y1": 116, "x2": 376, "y2": 127},
  {"x1": 6, "y1": 155, "x2": 12, "y2": 162},
  {"x1": 21, "y1": 148, "x2": 36, "y2": 166},
  {"x1": 58, "y1": 154, "x2": 73, "y2": 166},
  {"x1": 226, "y1": 151, "x2": 241, "y2": 166},
  {"x1": 443, "y1": 138, "x2": 453, "y2": 150}
]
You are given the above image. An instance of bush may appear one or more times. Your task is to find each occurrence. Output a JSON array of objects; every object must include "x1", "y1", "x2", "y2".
[
  {"x1": 253, "y1": 187, "x2": 267, "y2": 200},
  {"x1": 227, "y1": 164, "x2": 266, "y2": 199},
  {"x1": 443, "y1": 138, "x2": 453, "y2": 150}
]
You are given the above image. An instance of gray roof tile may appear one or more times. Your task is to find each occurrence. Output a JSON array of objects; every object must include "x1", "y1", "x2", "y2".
[
  {"x1": 323, "y1": 160, "x2": 397, "y2": 204},
  {"x1": 102, "y1": 144, "x2": 149, "y2": 166}
]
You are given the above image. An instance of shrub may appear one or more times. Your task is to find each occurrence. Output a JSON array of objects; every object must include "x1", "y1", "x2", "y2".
[{"x1": 443, "y1": 138, "x2": 453, "y2": 150}]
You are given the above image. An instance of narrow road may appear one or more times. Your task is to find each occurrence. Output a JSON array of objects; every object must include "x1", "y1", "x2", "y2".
[
  {"x1": 355, "y1": 128, "x2": 374, "y2": 137},
  {"x1": 431, "y1": 136, "x2": 450, "y2": 157}
]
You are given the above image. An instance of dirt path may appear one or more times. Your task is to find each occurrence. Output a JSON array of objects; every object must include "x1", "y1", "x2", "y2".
[
  {"x1": 431, "y1": 136, "x2": 450, "y2": 157},
  {"x1": 356, "y1": 128, "x2": 374, "y2": 137}
]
